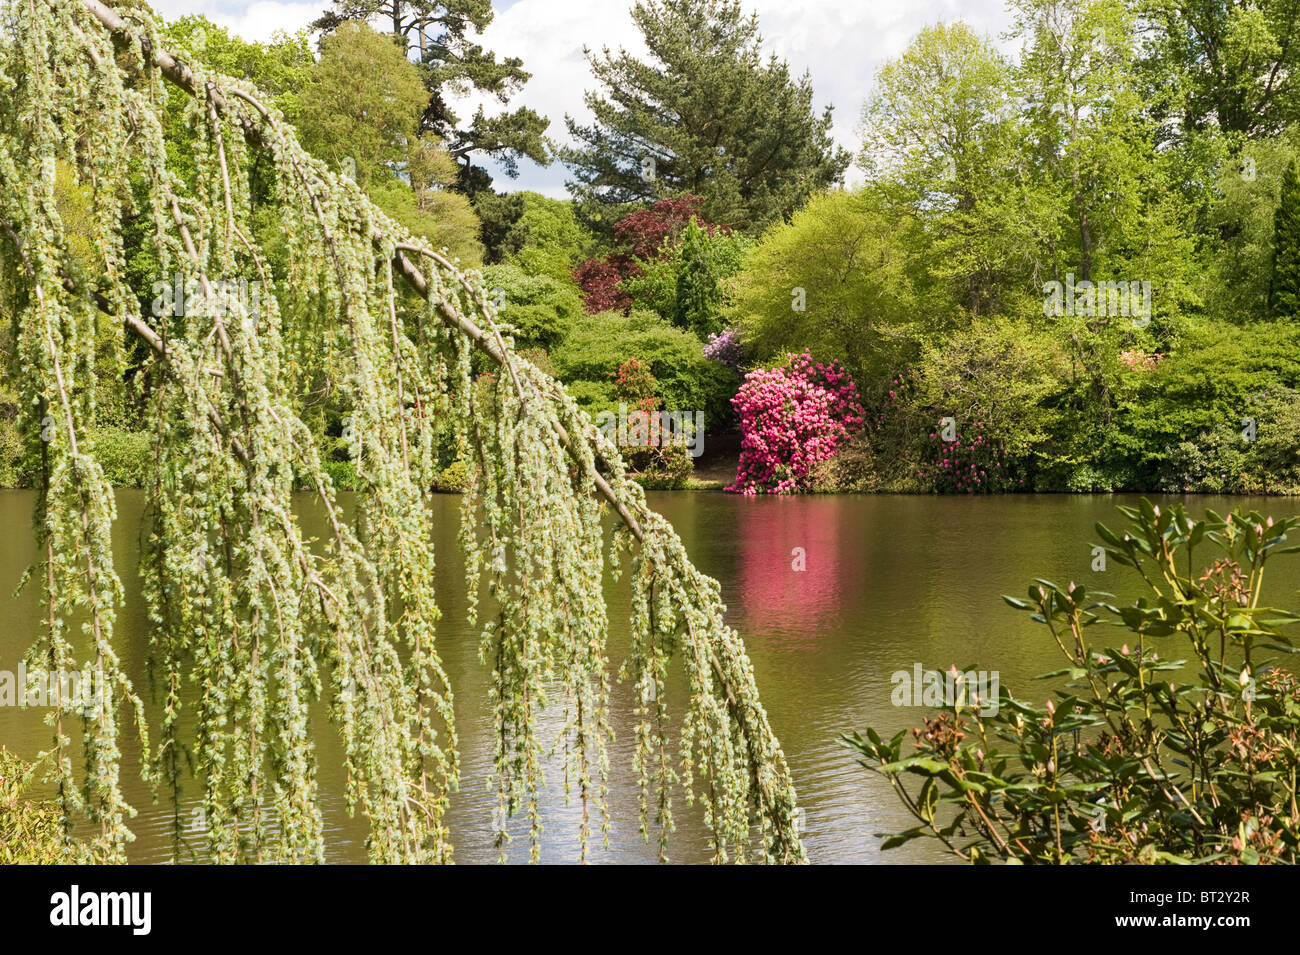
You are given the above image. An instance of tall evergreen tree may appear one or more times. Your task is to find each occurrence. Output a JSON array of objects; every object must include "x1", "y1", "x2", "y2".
[
  {"x1": 312, "y1": 0, "x2": 551, "y2": 194},
  {"x1": 673, "y1": 218, "x2": 723, "y2": 338},
  {"x1": 1270, "y1": 160, "x2": 1300, "y2": 317},
  {"x1": 560, "y1": 0, "x2": 850, "y2": 233}
]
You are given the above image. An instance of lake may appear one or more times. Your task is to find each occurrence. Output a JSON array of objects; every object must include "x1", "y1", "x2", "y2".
[{"x1": 1, "y1": 489, "x2": 1296, "y2": 864}]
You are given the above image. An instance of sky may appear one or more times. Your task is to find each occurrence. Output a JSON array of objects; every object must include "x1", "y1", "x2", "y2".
[{"x1": 151, "y1": 0, "x2": 1016, "y2": 197}]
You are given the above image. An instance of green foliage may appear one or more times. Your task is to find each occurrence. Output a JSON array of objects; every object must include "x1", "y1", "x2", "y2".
[
  {"x1": 607, "y1": 358, "x2": 694, "y2": 488},
  {"x1": 449, "y1": 106, "x2": 551, "y2": 192},
  {"x1": 561, "y1": 378, "x2": 617, "y2": 414},
  {"x1": 848, "y1": 501, "x2": 1300, "y2": 864},
  {"x1": 0, "y1": 419, "x2": 20, "y2": 487},
  {"x1": 1271, "y1": 160, "x2": 1300, "y2": 317},
  {"x1": 860, "y1": 21, "x2": 1029, "y2": 318},
  {"x1": 634, "y1": 461, "x2": 692, "y2": 490},
  {"x1": 320, "y1": 459, "x2": 364, "y2": 491},
  {"x1": 297, "y1": 22, "x2": 483, "y2": 263},
  {"x1": 1114, "y1": 322, "x2": 1300, "y2": 487},
  {"x1": 552, "y1": 310, "x2": 736, "y2": 424},
  {"x1": 672, "y1": 218, "x2": 723, "y2": 338},
  {"x1": 432, "y1": 458, "x2": 468, "y2": 492},
  {"x1": 907, "y1": 317, "x2": 1066, "y2": 481},
  {"x1": 0, "y1": 750, "x2": 101, "y2": 864},
  {"x1": 729, "y1": 189, "x2": 921, "y2": 389},
  {"x1": 623, "y1": 218, "x2": 749, "y2": 336},
  {"x1": 853, "y1": 3, "x2": 1208, "y2": 335},
  {"x1": 1140, "y1": 0, "x2": 1300, "y2": 139},
  {"x1": 368, "y1": 173, "x2": 484, "y2": 264},
  {"x1": 621, "y1": 257, "x2": 677, "y2": 322},
  {"x1": 510, "y1": 193, "x2": 594, "y2": 281},
  {"x1": 480, "y1": 262, "x2": 582, "y2": 350},
  {"x1": 611, "y1": 356, "x2": 659, "y2": 402},
  {"x1": 312, "y1": 0, "x2": 552, "y2": 190},
  {"x1": 0, "y1": 326, "x2": 23, "y2": 486},
  {"x1": 473, "y1": 190, "x2": 526, "y2": 263},
  {"x1": 807, "y1": 430, "x2": 881, "y2": 493},
  {"x1": 1146, "y1": 387, "x2": 1300, "y2": 496},
  {"x1": 561, "y1": 0, "x2": 850, "y2": 232},
  {"x1": 474, "y1": 191, "x2": 592, "y2": 278},
  {"x1": 298, "y1": 22, "x2": 425, "y2": 183},
  {"x1": 158, "y1": 16, "x2": 313, "y2": 192},
  {"x1": 88, "y1": 427, "x2": 151, "y2": 488},
  {"x1": 0, "y1": 0, "x2": 801, "y2": 866},
  {"x1": 1206, "y1": 130, "x2": 1295, "y2": 321},
  {"x1": 861, "y1": 21, "x2": 1013, "y2": 197},
  {"x1": 773, "y1": 1, "x2": 1300, "y2": 496},
  {"x1": 164, "y1": 16, "x2": 312, "y2": 110},
  {"x1": 815, "y1": 319, "x2": 1066, "y2": 494}
]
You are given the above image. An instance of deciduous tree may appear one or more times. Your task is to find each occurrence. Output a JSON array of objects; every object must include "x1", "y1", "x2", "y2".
[{"x1": 313, "y1": 0, "x2": 551, "y2": 193}]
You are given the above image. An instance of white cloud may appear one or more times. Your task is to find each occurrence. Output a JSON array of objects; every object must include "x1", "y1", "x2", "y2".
[
  {"x1": 150, "y1": 0, "x2": 1016, "y2": 194},
  {"x1": 152, "y1": 0, "x2": 323, "y2": 41},
  {"x1": 445, "y1": 0, "x2": 1014, "y2": 193}
]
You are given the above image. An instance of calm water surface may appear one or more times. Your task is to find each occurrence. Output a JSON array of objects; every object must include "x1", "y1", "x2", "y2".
[{"x1": 2, "y1": 490, "x2": 1297, "y2": 864}]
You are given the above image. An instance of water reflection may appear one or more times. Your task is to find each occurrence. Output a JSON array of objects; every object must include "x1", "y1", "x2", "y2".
[{"x1": 2, "y1": 489, "x2": 1298, "y2": 864}]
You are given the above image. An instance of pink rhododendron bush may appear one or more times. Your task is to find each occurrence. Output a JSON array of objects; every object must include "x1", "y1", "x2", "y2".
[{"x1": 727, "y1": 351, "x2": 865, "y2": 494}]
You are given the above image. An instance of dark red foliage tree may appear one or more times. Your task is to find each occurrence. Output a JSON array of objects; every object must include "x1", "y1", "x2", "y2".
[
  {"x1": 573, "y1": 194, "x2": 727, "y2": 313},
  {"x1": 572, "y1": 255, "x2": 634, "y2": 312},
  {"x1": 612, "y1": 195, "x2": 722, "y2": 258}
]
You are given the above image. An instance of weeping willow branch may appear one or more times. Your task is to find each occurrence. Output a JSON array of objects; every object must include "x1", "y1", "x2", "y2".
[{"x1": 0, "y1": 0, "x2": 806, "y2": 864}]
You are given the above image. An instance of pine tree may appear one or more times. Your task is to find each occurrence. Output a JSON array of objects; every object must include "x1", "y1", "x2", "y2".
[
  {"x1": 560, "y1": 0, "x2": 849, "y2": 233},
  {"x1": 1271, "y1": 160, "x2": 1300, "y2": 318}
]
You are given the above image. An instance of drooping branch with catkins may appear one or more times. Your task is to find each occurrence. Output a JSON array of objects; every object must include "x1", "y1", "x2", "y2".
[{"x1": 0, "y1": 0, "x2": 806, "y2": 864}]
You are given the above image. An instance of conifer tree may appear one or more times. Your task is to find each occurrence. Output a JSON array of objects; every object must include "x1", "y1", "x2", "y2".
[
  {"x1": 1271, "y1": 160, "x2": 1300, "y2": 318},
  {"x1": 0, "y1": 0, "x2": 805, "y2": 865},
  {"x1": 673, "y1": 218, "x2": 723, "y2": 338},
  {"x1": 560, "y1": 0, "x2": 849, "y2": 233}
]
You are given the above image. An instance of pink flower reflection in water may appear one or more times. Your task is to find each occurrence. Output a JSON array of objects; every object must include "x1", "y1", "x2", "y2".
[{"x1": 732, "y1": 497, "x2": 862, "y2": 648}]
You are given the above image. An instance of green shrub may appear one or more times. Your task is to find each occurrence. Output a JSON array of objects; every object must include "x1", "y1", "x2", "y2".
[
  {"x1": 809, "y1": 430, "x2": 882, "y2": 493},
  {"x1": 562, "y1": 379, "x2": 618, "y2": 420},
  {"x1": 509, "y1": 192, "x2": 594, "y2": 282},
  {"x1": 623, "y1": 221, "x2": 751, "y2": 339},
  {"x1": 432, "y1": 459, "x2": 468, "y2": 493},
  {"x1": 370, "y1": 174, "x2": 484, "y2": 266},
  {"x1": 89, "y1": 426, "x2": 151, "y2": 487},
  {"x1": 1159, "y1": 387, "x2": 1300, "y2": 494},
  {"x1": 0, "y1": 749, "x2": 100, "y2": 864},
  {"x1": 516, "y1": 347, "x2": 557, "y2": 379},
  {"x1": 848, "y1": 501, "x2": 1300, "y2": 863},
  {"x1": 728, "y1": 188, "x2": 922, "y2": 390},
  {"x1": 634, "y1": 467, "x2": 691, "y2": 490},
  {"x1": 320, "y1": 459, "x2": 364, "y2": 492},
  {"x1": 552, "y1": 309, "x2": 737, "y2": 425},
  {"x1": 1109, "y1": 321, "x2": 1300, "y2": 490},
  {"x1": 905, "y1": 317, "x2": 1065, "y2": 486},
  {"x1": 481, "y1": 263, "x2": 583, "y2": 351},
  {"x1": 0, "y1": 416, "x2": 20, "y2": 487}
]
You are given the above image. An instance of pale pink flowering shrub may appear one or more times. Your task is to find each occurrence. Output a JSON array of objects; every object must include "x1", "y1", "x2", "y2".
[
  {"x1": 1119, "y1": 349, "x2": 1164, "y2": 372},
  {"x1": 726, "y1": 351, "x2": 865, "y2": 494}
]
